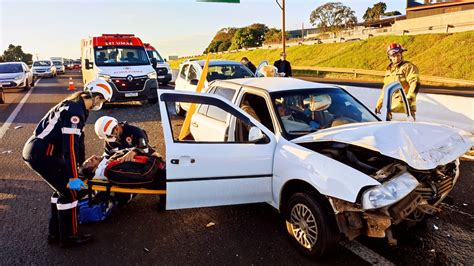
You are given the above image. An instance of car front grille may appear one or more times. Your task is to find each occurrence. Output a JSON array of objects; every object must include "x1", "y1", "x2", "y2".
[{"x1": 111, "y1": 75, "x2": 147, "y2": 92}]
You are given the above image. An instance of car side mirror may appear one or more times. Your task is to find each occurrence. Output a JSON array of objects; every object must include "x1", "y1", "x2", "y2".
[
  {"x1": 249, "y1": 126, "x2": 267, "y2": 143},
  {"x1": 164, "y1": 58, "x2": 167, "y2": 62},
  {"x1": 151, "y1": 58, "x2": 157, "y2": 68},
  {"x1": 190, "y1": 79, "x2": 199, "y2": 86},
  {"x1": 84, "y1": 59, "x2": 93, "y2": 70}
]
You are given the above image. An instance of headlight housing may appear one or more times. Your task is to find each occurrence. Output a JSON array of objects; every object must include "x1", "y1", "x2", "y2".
[
  {"x1": 147, "y1": 71, "x2": 157, "y2": 80},
  {"x1": 98, "y1": 74, "x2": 111, "y2": 82},
  {"x1": 362, "y1": 172, "x2": 419, "y2": 210}
]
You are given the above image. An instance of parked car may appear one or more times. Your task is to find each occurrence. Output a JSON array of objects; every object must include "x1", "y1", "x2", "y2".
[
  {"x1": 144, "y1": 43, "x2": 172, "y2": 86},
  {"x1": 174, "y1": 59, "x2": 255, "y2": 115},
  {"x1": 32, "y1": 60, "x2": 57, "y2": 78},
  {"x1": 72, "y1": 60, "x2": 81, "y2": 70},
  {"x1": 158, "y1": 77, "x2": 472, "y2": 258},
  {"x1": 52, "y1": 60, "x2": 65, "y2": 74},
  {"x1": 0, "y1": 62, "x2": 34, "y2": 90}
]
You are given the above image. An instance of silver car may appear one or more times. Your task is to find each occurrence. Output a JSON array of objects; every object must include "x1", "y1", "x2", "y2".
[
  {"x1": 0, "y1": 62, "x2": 34, "y2": 90},
  {"x1": 32, "y1": 60, "x2": 57, "y2": 78}
]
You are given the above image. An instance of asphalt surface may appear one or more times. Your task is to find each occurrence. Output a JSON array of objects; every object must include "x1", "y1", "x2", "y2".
[{"x1": 0, "y1": 71, "x2": 473, "y2": 265}]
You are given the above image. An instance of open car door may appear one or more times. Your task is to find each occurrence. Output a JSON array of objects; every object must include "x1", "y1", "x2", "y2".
[
  {"x1": 379, "y1": 81, "x2": 414, "y2": 122},
  {"x1": 158, "y1": 90, "x2": 276, "y2": 210}
]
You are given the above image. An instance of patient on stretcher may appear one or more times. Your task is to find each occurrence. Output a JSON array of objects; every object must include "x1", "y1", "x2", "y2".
[{"x1": 79, "y1": 149, "x2": 165, "y2": 189}]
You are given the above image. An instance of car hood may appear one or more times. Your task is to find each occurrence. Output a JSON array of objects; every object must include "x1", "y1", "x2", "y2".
[
  {"x1": 96, "y1": 65, "x2": 154, "y2": 78},
  {"x1": 0, "y1": 73, "x2": 21, "y2": 79},
  {"x1": 292, "y1": 121, "x2": 473, "y2": 170},
  {"x1": 32, "y1": 67, "x2": 51, "y2": 70}
]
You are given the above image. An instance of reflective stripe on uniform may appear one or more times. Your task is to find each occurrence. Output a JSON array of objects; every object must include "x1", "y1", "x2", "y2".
[
  {"x1": 51, "y1": 196, "x2": 58, "y2": 203},
  {"x1": 56, "y1": 200, "x2": 78, "y2": 210},
  {"x1": 37, "y1": 106, "x2": 69, "y2": 139},
  {"x1": 61, "y1": 127, "x2": 82, "y2": 135}
]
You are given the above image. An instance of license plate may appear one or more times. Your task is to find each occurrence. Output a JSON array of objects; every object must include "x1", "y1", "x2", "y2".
[
  {"x1": 158, "y1": 75, "x2": 165, "y2": 79},
  {"x1": 125, "y1": 92, "x2": 138, "y2": 97},
  {"x1": 1, "y1": 82, "x2": 10, "y2": 85}
]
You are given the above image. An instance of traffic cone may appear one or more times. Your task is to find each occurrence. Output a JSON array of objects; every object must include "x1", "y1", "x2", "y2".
[{"x1": 68, "y1": 77, "x2": 75, "y2": 91}]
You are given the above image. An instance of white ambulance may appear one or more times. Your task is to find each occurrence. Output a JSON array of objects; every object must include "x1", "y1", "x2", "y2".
[{"x1": 81, "y1": 34, "x2": 159, "y2": 104}]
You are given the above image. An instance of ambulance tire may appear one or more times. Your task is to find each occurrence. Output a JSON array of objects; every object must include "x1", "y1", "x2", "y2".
[
  {"x1": 156, "y1": 195, "x2": 166, "y2": 212},
  {"x1": 148, "y1": 98, "x2": 158, "y2": 104}
]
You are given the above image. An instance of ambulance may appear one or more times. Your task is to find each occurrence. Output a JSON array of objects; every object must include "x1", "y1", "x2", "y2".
[
  {"x1": 81, "y1": 34, "x2": 159, "y2": 104},
  {"x1": 144, "y1": 43, "x2": 172, "y2": 86}
]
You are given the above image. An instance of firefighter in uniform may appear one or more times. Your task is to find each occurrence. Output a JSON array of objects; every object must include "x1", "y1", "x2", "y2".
[
  {"x1": 375, "y1": 43, "x2": 420, "y2": 119},
  {"x1": 94, "y1": 116, "x2": 154, "y2": 161},
  {"x1": 22, "y1": 79, "x2": 113, "y2": 247}
]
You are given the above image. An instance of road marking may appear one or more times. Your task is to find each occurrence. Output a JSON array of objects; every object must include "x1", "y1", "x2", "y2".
[
  {"x1": 341, "y1": 240, "x2": 395, "y2": 265},
  {"x1": 0, "y1": 78, "x2": 41, "y2": 140}
]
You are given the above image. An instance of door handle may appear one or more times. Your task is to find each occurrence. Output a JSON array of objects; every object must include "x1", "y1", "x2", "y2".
[
  {"x1": 191, "y1": 122, "x2": 199, "y2": 128},
  {"x1": 170, "y1": 158, "x2": 196, "y2": 165},
  {"x1": 171, "y1": 159, "x2": 179, "y2": 164}
]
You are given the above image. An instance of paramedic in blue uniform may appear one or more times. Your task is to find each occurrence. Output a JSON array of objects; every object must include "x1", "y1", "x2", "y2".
[
  {"x1": 94, "y1": 116, "x2": 154, "y2": 161},
  {"x1": 22, "y1": 79, "x2": 113, "y2": 247}
]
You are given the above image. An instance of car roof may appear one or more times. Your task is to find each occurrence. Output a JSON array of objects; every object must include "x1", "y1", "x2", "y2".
[
  {"x1": 216, "y1": 77, "x2": 340, "y2": 93},
  {"x1": 0, "y1": 62, "x2": 23, "y2": 65},
  {"x1": 183, "y1": 59, "x2": 242, "y2": 67}
]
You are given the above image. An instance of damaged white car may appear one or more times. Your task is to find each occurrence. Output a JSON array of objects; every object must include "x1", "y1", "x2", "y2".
[{"x1": 158, "y1": 78, "x2": 472, "y2": 258}]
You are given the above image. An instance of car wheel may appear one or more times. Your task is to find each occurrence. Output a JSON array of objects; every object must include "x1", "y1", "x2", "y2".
[
  {"x1": 0, "y1": 90, "x2": 5, "y2": 104},
  {"x1": 24, "y1": 79, "x2": 30, "y2": 91},
  {"x1": 284, "y1": 192, "x2": 339, "y2": 258},
  {"x1": 148, "y1": 98, "x2": 158, "y2": 104},
  {"x1": 30, "y1": 77, "x2": 35, "y2": 87},
  {"x1": 175, "y1": 102, "x2": 185, "y2": 116}
]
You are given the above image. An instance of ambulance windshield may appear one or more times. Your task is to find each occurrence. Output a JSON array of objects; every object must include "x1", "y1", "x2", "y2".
[{"x1": 95, "y1": 46, "x2": 150, "y2": 66}]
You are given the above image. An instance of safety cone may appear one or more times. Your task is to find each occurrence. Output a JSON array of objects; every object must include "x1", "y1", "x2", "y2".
[{"x1": 68, "y1": 77, "x2": 75, "y2": 91}]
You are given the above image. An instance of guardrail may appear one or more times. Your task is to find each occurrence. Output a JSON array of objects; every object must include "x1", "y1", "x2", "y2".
[{"x1": 293, "y1": 66, "x2": 474, "y2": 87}]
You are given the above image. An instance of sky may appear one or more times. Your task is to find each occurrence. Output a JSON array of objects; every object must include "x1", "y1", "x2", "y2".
[{"x1": 0, "y1": 0, "x2": 406, "y2": 59}]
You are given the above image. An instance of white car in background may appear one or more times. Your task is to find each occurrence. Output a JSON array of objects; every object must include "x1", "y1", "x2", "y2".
[
  {"x1": 174, "y1": 59, "x2": 255, "y2": 115},
  {"x1": 159, "y1": 77, "x2": 472, "y2": 258},
  {"x1": 32, "y1": 60, "x2": 57, "y2": 78},
  {"x1": 0, "y1": 62, "x2": 34, "y2": 90},
  {"x1": 52, "y1": 60, "x2": 65, "y2": 74}
]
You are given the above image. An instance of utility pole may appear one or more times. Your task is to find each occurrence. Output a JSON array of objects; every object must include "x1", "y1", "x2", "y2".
[{"x1": 276, "y1": 0, "x2": 285, "y2": 53}]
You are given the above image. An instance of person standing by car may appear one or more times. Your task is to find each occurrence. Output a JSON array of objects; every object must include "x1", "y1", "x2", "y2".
[
  {"x1": 22, "y1": 79, "x2": 113, "y2": 247},
  {"x1": 241, "y1": 57, "x2": 256, "y2": 74},
  {"x1": 94, "y1": 116, "x2": 154, "y2": 160},
  {"x1": 375, "y1": 43, "x2": 420, "y2": 119},
  {"x1": 273, "y1": 52, "x2": 292, "y2": 77}
]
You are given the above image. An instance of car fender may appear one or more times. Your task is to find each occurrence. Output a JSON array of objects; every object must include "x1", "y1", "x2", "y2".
[{"x1": 272, "y1": 136, "x2": 380, "y2": 207}]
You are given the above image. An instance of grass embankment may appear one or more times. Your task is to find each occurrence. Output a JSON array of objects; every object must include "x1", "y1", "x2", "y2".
[{"x1": 169, "y1": 31, "x2": 474, "y2": 81}]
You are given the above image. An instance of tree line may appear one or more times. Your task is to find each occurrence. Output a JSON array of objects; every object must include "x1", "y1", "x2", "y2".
[
  {"x1": 0, "y1": 44, "x2": 33, "y2": 64},
  {"x1": 205, "y1": 1, "x2": 400, "y2": 53}
]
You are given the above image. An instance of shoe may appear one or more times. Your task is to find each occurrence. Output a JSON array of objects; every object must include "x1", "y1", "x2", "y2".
[
  {"x1": 59, "y1": 234, "x2": 93, "y2": 248},
  {"x1": 47, "y1": 234, "x2": 59, "y2": 244}
]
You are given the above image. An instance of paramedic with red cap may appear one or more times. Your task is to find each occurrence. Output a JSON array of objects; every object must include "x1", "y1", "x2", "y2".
[
  {"x1": 375, "y1": 43, "x2": 420, "y2": 119},
  {"x1": 22, "y1": 79, "x2": 113, "y2": 247}
]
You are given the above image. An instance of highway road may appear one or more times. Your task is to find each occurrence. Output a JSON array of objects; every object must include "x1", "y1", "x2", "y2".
[{"x1": 0, "y1": 71, "x2": 472, "y2": 265}]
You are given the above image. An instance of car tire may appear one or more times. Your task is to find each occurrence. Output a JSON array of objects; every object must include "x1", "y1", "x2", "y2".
[
  {"x1": 175, "y1": 102, "x2": 185, "y2": 116},
  {"x1": 30, "y1": 77, "x2": 35, "y2": 87},
  {"x1": 283, "y1": 192, "x2": 339, "y2": 258},
  {"x1": 148, "y1": 98, "x2": 158, "y2": 104},
  {"x1": 0, "y1": 90, "x2": 5, "y2": 104},
  {"x1": 24, "y1": 80, "x2": 30, "y2": 91}
]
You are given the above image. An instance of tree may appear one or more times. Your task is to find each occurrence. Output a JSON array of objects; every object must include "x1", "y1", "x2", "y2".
[
  {"x1": 0, "y1": 44, "x2": 33, "y2": 64},
  {"x1": 363, "y1": 2, "x2": 387, "y2": 22},
  {"x1": 229, "y1": 28, "x2": 257, "y2": 50},
  {"x1": 309, "y1": 2, "x2": 357, "y2": 34},
  {"x1": 248, "y1": 23, "x2": 269, "y2": 47},
  {"x1": 264, "y1": 28, "x2": 282, "y2": 44},
  {"x1": 204, "y1": 27, "x2": 237, "y2": 53}
]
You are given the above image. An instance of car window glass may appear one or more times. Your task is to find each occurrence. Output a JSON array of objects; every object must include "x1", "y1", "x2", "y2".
[
  {"x1": 33, "y1": 61, "x2": 51, "y2": 67},
  {"x1": 179, "y1": 64, "x2": 189, "y2": 79},
  {"x1": 214, "y1": 87, "x2": 235, "y2": 101},
  {"x1": 0, "y1": 64, "x2": 23, "y2": 73},
  {"x1": 207, "y1": 64, "x2": 254, "y2": 81},
  {"x1": 187, "y1": 65, "x2": 197, "y2": 81}
]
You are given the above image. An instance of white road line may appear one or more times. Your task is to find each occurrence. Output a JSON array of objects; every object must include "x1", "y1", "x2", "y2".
[
  {"x1": 341, "y1": 240, "x2": 395, "y2": 265},
  {"x1": 0, "y1": 78, "x2": 41, "y2": 140}
]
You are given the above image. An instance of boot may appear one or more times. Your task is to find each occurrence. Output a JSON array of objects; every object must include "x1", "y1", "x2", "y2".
[
  {"x1": 57, "y1": 199, "x2": 93, "y2": 248},
  {"x1": 48, "y1": 192, "x2": 59, "y2": 244}
]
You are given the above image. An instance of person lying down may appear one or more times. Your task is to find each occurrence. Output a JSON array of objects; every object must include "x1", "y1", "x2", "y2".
[{"x1": 79, "y1": 149, "x2": 165, "y2": 189}]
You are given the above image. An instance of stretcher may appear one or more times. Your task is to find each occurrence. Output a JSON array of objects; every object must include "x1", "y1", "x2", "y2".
[{"x1": 87, "y1": 179, "x2": 166, "y2": 195}]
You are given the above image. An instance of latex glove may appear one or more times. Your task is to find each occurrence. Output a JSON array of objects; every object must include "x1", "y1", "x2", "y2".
[
  {"x1": 374, "y1": 106, "x2": 381, "y2": 114},
  {"x1": 118, "y1": 150, "x2": 136, "y2": 163},
  {"x1": 68, "y1": 178, "x2": 87, "y2": 190}
]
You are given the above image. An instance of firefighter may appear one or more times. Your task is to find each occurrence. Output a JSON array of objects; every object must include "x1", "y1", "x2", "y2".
[
  {"x1": 22, "y1": 79, "x2": 113, "y2": 247},
  {"x1": 94, "y1": 116, "x2": 154, "y2": 161},
  {"x1": 375, "y1": 43, "x2": 420, "y2": 119}
]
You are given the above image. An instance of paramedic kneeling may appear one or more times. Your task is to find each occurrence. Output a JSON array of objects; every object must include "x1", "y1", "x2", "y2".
[{"x1": 22, "y1": 79, "x2": 113, "y2": 247}]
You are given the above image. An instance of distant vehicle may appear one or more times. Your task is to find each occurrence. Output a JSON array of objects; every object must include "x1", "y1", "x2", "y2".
[
  {"x1": 72, "y1": 60, "x2": 81, "y2": 69},
  {"x1": 31, "y1": 59, "x2": 57, "y2": 78},
  {"x1": 0, "y1": 62, "x2": 34, "y2": 90},
  {"x1": 174, "y1": 59, "x2": 255, "y2": 114},
  {"x1": 144, "y1": 43, "x2": 172, "y2": 86},
  {"x1": 51, "y1": 58, "x2": 65, "y2": 74},
  {"x1": 81, "y1": 34, "x2": 158, "y2": 104},
  {"x1": 64, "y1": 59, "x2": 74, "y2": 70}
]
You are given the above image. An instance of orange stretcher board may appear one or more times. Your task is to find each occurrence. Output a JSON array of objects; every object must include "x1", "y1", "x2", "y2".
[{"x1": 87, "y1": 179, "x2": 166, "y2": 195}]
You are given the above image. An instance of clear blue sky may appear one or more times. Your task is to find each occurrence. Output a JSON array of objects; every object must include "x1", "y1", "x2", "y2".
[{"x1": 0, "y1": 0, "x2": 406, "y2": 59}]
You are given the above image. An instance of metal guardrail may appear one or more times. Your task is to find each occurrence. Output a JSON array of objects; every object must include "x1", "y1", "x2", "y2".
[{"x1": 293, "y1": 66, "x2": 474, "y2": 87}]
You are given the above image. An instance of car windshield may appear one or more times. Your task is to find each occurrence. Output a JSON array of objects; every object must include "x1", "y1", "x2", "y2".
[
  {"x1": 0, "y1": 64, "x2": 23, "y2": 73},
  {"x1": 271, "y1": 88, "x2": 379, "y2": 139},
  {"x1": 52, "y1": 61, "x2": 62, "y2": 66},
  {"x1": 147, "y1": 50, "x2": 164, "y2": 62},
  {"x1": 94, "y1": 46, "x2": 150, "y2": 66},
  {"x1": 33, "y1": 61, "x2": 51, "y2": 67},
  {"x1": 73, "y1": 61, "x2": 80, "y2": 64},
  {"x1": 207, "y1": 64, "x2": 254, "y2": 81}
]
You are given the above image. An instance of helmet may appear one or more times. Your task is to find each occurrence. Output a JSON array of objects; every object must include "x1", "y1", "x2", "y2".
[
  {"x1": 94, "y1": 116, "x2": 118, "y2": 140},
  {"x1": 386, "y1": 43, "x2": 406, "y2": 56},
  {"x1": 84, "y1": 79, "x2": 113, "y2": 101},
  {"x1": 308, "y1": 94, "x2": 332, "y2": 112}
]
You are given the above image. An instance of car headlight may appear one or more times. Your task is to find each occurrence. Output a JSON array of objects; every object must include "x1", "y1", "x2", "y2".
[
  {"x1": 14, "y1": 74, "x2": 24, "y2": 80},
  {"x1": 147, "y1": 71, "x2": 157, "y2": 80},
  {"x1": 362, "y1": 172, "x2": 419, "y2": 210},
  {"x1": 98, "y1": 74, "x2": 111, "y2": 82}
]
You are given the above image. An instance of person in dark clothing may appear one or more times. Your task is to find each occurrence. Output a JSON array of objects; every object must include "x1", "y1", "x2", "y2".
[
  {"x1": 273, "y1": 52, "x2": 292, "y2": 77},
  {"x1": 94, "y1": 116, "x2": 154, "y2": 160},
  {"x1": 241, "y1": 57, "x2": 256, "y2": 74},
  {"x1": 22, "y1": 79, "x2": 113, "y2": 247}
]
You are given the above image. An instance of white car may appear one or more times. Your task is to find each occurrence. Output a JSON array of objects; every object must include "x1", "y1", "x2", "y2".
[
  {"x1": 52, "y1": 60, "x2": 65, "y2": 74},
  {"x1": 158, "y1": 78, "x2": 472, "y2": 258},
  {"x1": 174, "y1": 59, "x2": 255, "y2": 115},
  {"x1": 32, "y1": 60, "x2": 57, "y2": 78},
  {"x1": 0, "y1": 62, "x2": 34, "y2": 90}
]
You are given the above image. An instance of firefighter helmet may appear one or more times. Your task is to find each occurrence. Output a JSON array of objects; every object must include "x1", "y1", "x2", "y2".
[
  {"x1": 94, "y1": 116, "x2": 118, "y2": 140},
  {"x1": 386, "y1": 43, "x2": 406, "y2": 56}
]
